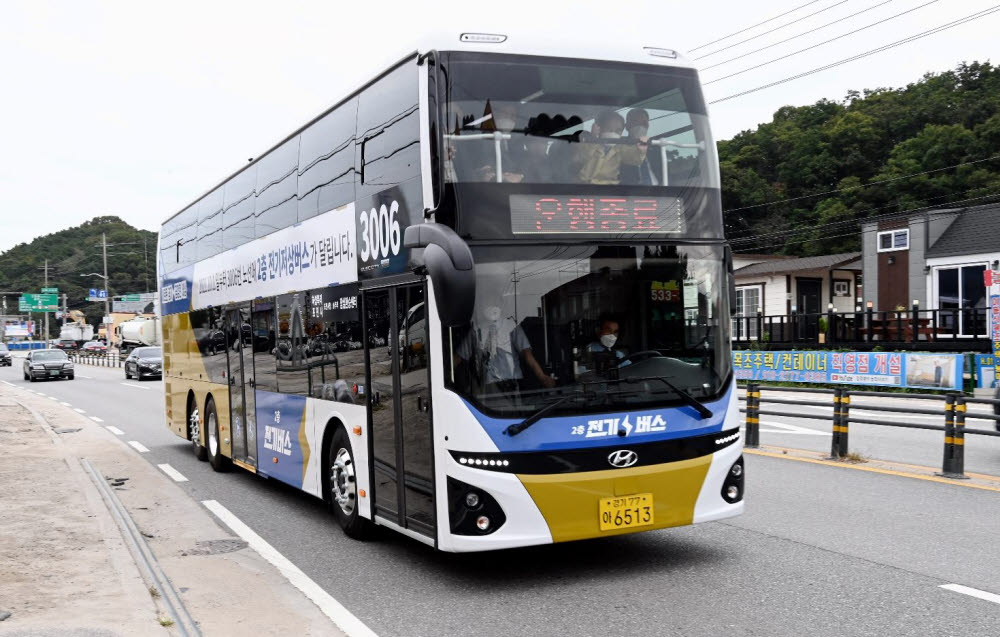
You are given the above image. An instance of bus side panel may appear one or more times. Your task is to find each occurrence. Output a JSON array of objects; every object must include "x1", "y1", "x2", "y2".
[
  {"x1": 310, "y1": 399, "x2": 371, "y2": 519},
  {"x1": 162, "y1": 311, "x2": 232, "y2": 458}
]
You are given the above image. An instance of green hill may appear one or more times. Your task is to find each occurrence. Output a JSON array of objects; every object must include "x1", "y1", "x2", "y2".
[
  {"x1": 720, "y1": 61, "x2": 1000, "y2": 255},
  {"x1": 0, "y1": 216, "x2": 157, "y2": 338}
]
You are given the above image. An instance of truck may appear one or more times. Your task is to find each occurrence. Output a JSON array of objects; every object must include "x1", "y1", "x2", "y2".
[
  {"x1": 58, "y1": 311, "x2": 94, "y2": 348},
  {"x1": 117, "y1": 316, "x2": 160, "y2": 353}
]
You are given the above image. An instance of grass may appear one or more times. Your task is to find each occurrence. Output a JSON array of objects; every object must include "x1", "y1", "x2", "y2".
[
  {"x1": 149, "y1": 586, "x2": 160, "y2": 599},
  {"x1": 839, "y1": 451, "x2": 869, "y2": 464},
  {"x1": 157, "y1": 616, "x2": 174, "y2": 627}
]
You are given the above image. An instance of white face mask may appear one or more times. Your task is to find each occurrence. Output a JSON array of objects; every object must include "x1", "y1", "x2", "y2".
[
  {"x1": 494, "y1": 117, "x2": 515, "y2": 132},
  {"x1": 600, "y1": 131, "x2": 621, "y2": 139},
  {"x1": 483, "y1": 305, "x2": 502, "y2": 322},
  {"x1": 628, "y1": 125, "x2": 648, "y2": 138},
  {"x1": 600, "y1": 334, "x2": 618, "y2": 349}
]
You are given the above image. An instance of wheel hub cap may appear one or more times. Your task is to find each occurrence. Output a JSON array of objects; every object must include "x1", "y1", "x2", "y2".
[
  {"x1": 189, "y1": 408, "x2": 200, "y2": 445},
  {"x1": 330, "y1": 448, "x2": 356, "y2": 516},
  {"x1": 208, "y1": 412, "x2": 218, "y2": 456}
]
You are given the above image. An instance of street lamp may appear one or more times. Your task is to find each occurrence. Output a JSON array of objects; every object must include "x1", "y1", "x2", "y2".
[{"x1": 80, "y1": 272, "x2": 110, "y2": 341}]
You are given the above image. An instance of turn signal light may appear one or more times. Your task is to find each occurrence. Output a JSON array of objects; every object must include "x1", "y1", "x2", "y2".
[
  {"x1": 359, "y1": 489, "x2": 366, "y2": 498},
  {"x1": 352, "y1": 426, "x2": 362, "y2": 436}
]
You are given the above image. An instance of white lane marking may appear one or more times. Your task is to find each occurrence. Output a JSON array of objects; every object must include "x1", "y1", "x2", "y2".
[
  {"x1": 157, "y1": 464, "x2": 188, "y2": 482},
  {"x1": 35, "y1": 392, "x2": 46, "y2": 396},
  {"x1": 105, "y1": 426, "x2": 125, "y2": 435},
  {"x1": 74, "y1": 408, "x2": 86, "y2": 413},
  {"x1": 120, "y1": 382, "x2": 151, "y2": 391},
  {"x1": 757, "y1": 421, "x2": 831, "y2": 436},
  {"x1": 77, "y1": 374, "x2": 93, "y2": 379},
  {"x1": 202, "y1": 500, "x2": 378, "y2": 637},
  {"x1": 1, "y1": 380, "x2": 14, "y2": 386},
  {"x1": 128, "y1": 441, "x2": 150, "y2": 453},
  {"x1": 940, "y1": 583, "x2": 1000, "y2": 605},
  {"x1": 89, "y1": 416, "x2": 104, "y2": 423},
  {"x1": 60, "y1": 401, "x2": 71, "y2": 406}
]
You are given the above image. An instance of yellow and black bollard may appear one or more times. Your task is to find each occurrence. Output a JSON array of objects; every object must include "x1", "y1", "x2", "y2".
[
  {"x1": 938, "y1": 394, "x2": 963, "y2": 478},
  {"x1": 745, "y1": 383, "x2": 760, "y2": 448},
  {"x1": 830, "y1": 388, "x2": 843, "y2": 459}
]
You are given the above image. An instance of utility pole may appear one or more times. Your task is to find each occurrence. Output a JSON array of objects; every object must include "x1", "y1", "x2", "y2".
[
  {"x1": 44, "y1": 259, "x2": 49, "y2": 346},
  {"x1": 62, "y1": 293, "x2": 67, "y2": 330},
  {"x1": 102, "y1": 232, "x2": 110, "y2": 341}
]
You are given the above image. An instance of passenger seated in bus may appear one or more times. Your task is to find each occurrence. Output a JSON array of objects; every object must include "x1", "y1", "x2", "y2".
[
  {"x1": 455, "y1": 102, "x2": 528, "y2": 183},
  {"x1": 454, "y1": 302, "x2": 556, "y2": 396},
  {"x1": 571, "y1": 111, "x2": 649, "y2": 185},
  {"x1": 621, "y1": 108, "x2": 659, "y2": 186},
  {"x1": 577, "y1": 314, "x2": 627, "y2": 376}
]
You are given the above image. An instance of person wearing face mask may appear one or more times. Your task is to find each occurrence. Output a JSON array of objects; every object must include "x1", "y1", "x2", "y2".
[
  {"x1": 621, "y1": 108, "x2": 658, "y2": 186},
  {"x1": 577, "y1": 314, "x2": 627, "y2": 378},
  {"x1": 572, "y1": 111, "x2": 649, "y2": 185},
  {"x1": 464, "y1": 102, "x2": 528, "y2": 183},
  {"x1": 454, "y1": 300, "x2": 556, "y2": 398}
]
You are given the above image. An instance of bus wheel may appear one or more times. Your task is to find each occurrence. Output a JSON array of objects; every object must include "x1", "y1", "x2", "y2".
[
  {"x1": 328, "y1": 427, "x2": 371, "y2": 540},
  {"x1": 189, "y1": 399, "x2": 208, "y2": 461},
  {"x1": 206, "y1": 398, "x2": 229, "y2": 472}
]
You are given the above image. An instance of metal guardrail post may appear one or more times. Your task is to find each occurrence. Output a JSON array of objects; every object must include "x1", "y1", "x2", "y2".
[
  {"x1": 839, "y1": 389, "x2": 850, "y2": 456},
  {"x1": 939, "y1": 394, "x2": 959, "y2": 477},
  {"x1": 830, "y1": 388, "x2": 843, "y2": 458},
  {"x1": 745, "y1": 383, "x2": 760, "y2": 448},
  {"x1": 950, "y1": 395, "x2": 968, "y2": 479}
]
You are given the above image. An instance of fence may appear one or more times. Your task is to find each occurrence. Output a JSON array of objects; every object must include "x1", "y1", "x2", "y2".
[
  {"x1": 732, "y1": 304, "x2": 990, "y2": 351},
  {"x1": 741, "y1": 382, "x2": 1000, "y2": 479},
  {"x1": 69, "y1": 351, "x2": 124, "y2": 368}
]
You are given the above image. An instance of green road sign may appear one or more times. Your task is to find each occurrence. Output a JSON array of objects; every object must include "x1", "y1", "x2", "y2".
[
  {"x1": 19, "y1": 293, "x2": 59, "y2": 311},
  {"x1": 41, "y1": 287, "x2": 59, "y2": 294},
  {"x1": 120, "y1": 294, "x2": 141, "y2": 301}
]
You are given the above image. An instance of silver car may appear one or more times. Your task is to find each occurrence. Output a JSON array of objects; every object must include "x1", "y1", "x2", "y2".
[{"x1": 23, "y1": 349, "x2": 74, "y2": 381}]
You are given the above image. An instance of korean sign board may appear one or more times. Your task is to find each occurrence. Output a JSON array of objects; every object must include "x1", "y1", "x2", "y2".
[
  {"x1": 734, "y1": 350, "x2": 963, "y2": 391},
  {"x1": 112, "y1": 293, "x2": 157, "y2": 313},
  {"x1": 18, "y1": 293, "x2": 59, "y2": 312}
]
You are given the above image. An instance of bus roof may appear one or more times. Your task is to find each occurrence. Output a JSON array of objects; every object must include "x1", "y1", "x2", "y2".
[{"x1": 160, "y1": 33, "x2": 694, "y2": 229}]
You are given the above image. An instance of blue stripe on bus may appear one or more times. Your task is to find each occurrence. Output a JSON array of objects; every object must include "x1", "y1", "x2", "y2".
[
  {"x1": 462, "y1": 384, "x2": 732, "y2": 453},
  {"x1": 255, "y1": 390, "x2": 308, "y2": 488}
]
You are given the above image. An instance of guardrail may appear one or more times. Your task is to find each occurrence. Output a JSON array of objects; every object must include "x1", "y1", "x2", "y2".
[
  {"x1": 69, "y1": 351, "x2": 124, "y2": 367},
  {"x1": 741, "y1": 383, "x2": 1000, "y2": 479}
]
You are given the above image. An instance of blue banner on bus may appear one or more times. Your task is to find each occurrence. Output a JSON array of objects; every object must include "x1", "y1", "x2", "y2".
[
  {"x1": 254, "y1": 391, "x2": 308, "y2": 488},
  {"x1": 734, "y1": 350, "x2": 963, "y2": 390},
  {"x1": 159, "y1": 265, "x2": 193, "y2": 316}
]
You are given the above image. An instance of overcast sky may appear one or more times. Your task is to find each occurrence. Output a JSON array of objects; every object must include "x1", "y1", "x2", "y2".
[{"x1": 1, "y1": 0, "x2": 997, "y2": 253}]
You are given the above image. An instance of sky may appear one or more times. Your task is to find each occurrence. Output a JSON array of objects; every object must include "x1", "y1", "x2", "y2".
[{"x1": 1, "y1": 0, "x2": 998, "y2": 253}]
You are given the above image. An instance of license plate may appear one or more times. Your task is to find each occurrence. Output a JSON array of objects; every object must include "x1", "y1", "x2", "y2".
[
  {"x1": 49, "y1": 370, "x2": 60, "y2": 376},
  {"x1": 599, "y1": 493, "x2": 654, "y2": 531}
]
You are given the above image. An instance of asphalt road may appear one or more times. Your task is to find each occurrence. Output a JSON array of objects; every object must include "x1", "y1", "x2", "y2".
[{"x1": 5, "y1": 360, "x2": 1000, "y2": 637}]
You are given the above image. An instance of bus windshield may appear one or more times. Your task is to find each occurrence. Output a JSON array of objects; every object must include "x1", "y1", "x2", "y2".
[
  {"x1": 443, "y1": 53, "x2": 717, "y2": 190},
  {"x1": 443, "y1": 244, "x2": 731, "y2": 418}
]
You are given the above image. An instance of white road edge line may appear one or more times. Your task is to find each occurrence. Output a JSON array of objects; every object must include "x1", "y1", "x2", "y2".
[
  {"x1": 121, "y1": 382, "x2": 151, "y2": 390},
  {"x1": 74, "y1": 408, "x2": 86, "y2": 413},
  {"x1": 157, "y1": 464, "x2": 188, "y2": 483},
  {"x1": 106, "y1": 426, "x2": 125, "y2": 436},
  {"x1": 1, "y1": 380, "x2": 13, "y2": 386},
  {"x1": 60, "y1": 401, "x2": 71, "y2": 406},
  {"x1": 128, "y1": 441, "x2": 150, "y2": 453},
  {"x1": 201, "y1": 499, "x2": 378, "y2": 637},
  {"x1": 940, "y1": 583, "x2": 1000, "y2": 605},
  {"x1": 89, "y1": 416, "x2": 104, "y2": 423}
]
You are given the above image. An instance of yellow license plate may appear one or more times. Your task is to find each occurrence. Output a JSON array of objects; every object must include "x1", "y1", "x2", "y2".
[{"x1": 598, "y1": 493, "x2": 654, "y2": 531}]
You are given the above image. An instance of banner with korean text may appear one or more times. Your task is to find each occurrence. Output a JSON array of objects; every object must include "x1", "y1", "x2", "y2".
[{"x1": 734, "y1": 350, "x2": 963, "y2": 390}]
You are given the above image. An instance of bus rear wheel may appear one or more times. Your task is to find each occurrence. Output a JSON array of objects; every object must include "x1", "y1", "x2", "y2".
[
  {"x1": 327, "y1": 427, "x2": 371, "y2": 540},
  {"x1": 189, "y1": 398, "x2": 208, "y2": 461},
  {"x1": 206, "y1": 398, "x2": 229, "y2": 472}
]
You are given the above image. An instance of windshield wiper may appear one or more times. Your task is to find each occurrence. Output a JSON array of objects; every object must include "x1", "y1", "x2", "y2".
[
  {"x1": 613, "y1": 376, "x2": 714, "y2": 419},
  {"x1": 505, "y1": 391, "x2": 594, "y2": 436}
]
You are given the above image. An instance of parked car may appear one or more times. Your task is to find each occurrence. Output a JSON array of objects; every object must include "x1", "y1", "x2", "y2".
[
  {"x1": 55, "y1": 339, "x2": 79, "y2": 351},
  {"x1": 23, "y1": 349, "x2": 74, "y2": 381},
  {"x1": 0, "y1": 343, "x2": 11, "y2": 366},
  {"x1": 81, "y1": 341, "x2": 107, "y2": 353},
  {"x1": 124, "y1": 346, "x2": 162, "y2": 380}
]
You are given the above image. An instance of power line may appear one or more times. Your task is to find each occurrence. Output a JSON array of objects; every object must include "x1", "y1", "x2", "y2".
[
  {"x1": 693, "y1": 0, "x2": 850, "y2": 61},
  {"x1": 704, "y1": 0, "x2": 940, "y2": 85},
  {"x1": 689, "y1": 0, "x2": 824, "y2": 52},
  {"x1": 700, "y1": 0, "x2": 895, "y2": 71},
  {"x1": 722, "y1": 153, "x2": 1000, "y2": 214},
  {"x1": 709, "y1": 5, "x2": 1000, "y2": 104}
]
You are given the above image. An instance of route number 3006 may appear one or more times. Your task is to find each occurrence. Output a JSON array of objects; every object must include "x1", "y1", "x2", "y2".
[{"x1": 359, "y1": 201, "x2": 401, "y2": 263}]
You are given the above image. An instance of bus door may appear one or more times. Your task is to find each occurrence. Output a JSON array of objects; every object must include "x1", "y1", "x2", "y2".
[
  {"x1": 364, "y1": 283, "x2": 434, "y2": 538},
  {"x1": 225, "y1": 304, "x2": 257, "y2": 469}
]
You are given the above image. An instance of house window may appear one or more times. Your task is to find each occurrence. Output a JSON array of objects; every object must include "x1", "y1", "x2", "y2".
[
  {"x1": 833, "y1": 280, "x2": 851, "y2": 297},
  {"x1": 934, "y1": 264, "x2": 987, "y2": 336},
  {"x1": 877, "y1": 229, "x2": 909, "y2": 252},
  {"x1": 732, "y1": 285, "x2": 762, "y2": 340}
]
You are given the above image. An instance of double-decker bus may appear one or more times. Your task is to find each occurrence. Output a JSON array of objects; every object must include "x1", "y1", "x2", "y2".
[{"x1": 158, "y1": 33, "x2": 742, "y2": 552}]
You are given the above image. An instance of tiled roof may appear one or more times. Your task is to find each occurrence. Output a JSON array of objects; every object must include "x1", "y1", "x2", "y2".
[
  {"x1": 926, "y1": 204, "x2": 1000, "y2": 258},
  {"x1": 734, "y1": 252, "x2": 862, "y2": 277}
]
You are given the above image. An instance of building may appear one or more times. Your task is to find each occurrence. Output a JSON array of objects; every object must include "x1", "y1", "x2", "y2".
[
  {"x1": 732, "y1": 252, "x2": 862, "y2": 339},
  {"x1": 861, "y1": 204, "x2": 999, "y2": 336}
]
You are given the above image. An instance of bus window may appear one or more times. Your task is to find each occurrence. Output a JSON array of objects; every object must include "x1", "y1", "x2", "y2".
[
  {"x1": 304, "y1": 284, "x2": 363, "y2": 403},
  {"x1": 275, "y1": 292, "x2": 308, "y2": 396}
]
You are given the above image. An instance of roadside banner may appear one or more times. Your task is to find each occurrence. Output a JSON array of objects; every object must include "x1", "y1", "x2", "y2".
[
  {"x1": 990, "y1": 293, "x2": 1000, "y2": 387},
  {"x1": 734, "y1": 350, "x2": 963, "y2": 390},
  {"x1": 974, "y1": 354, "x2": 996, "y2": 389}
]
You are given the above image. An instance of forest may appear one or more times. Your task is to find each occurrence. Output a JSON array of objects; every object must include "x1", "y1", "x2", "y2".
[
  {"x1": 0, "y1": 216, "x2": 157, "y2": 337},
  {"x1": 720, "y1": 61, "x2": 1000, "y2": 255}
]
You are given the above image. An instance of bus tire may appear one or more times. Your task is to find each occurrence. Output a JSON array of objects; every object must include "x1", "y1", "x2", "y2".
[
  {"x1": 189, "y1": 395, "x2": 208, "y2": 462},
  {"x1": 327, "y1": 427, "x2": 372, "y2": 540},
  {"x1": 206, "y1": 397, "x2": 229, "y2": 472}
]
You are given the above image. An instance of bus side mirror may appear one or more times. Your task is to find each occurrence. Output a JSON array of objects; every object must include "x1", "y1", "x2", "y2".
[
  {"x1": 404, "y1": 224, "x2": 475, "y2": 326},
  {"x1": 725, "y1": 245, "x2": 737, "y2": 316}
]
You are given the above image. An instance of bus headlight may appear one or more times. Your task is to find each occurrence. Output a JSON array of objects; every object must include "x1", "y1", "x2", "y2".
[
  {"x1": 721, "y1": 456, "x2": 745, "y2": 504},
  {"x1": 447, "y1": 477, "x2": 506, "y2": 536},
  {"x1": 465, "y1": 492, "x2": 480, "y2": 508}
]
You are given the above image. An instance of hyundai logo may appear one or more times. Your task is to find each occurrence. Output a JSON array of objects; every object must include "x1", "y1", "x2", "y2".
[{"x1": 607, "y1": 449, "x2": 638, "y2": 468}]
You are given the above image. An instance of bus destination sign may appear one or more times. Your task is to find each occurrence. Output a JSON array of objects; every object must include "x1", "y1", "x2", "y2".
[{"x1": 509, "y1": 195, "x2": 684, "y2": 235}]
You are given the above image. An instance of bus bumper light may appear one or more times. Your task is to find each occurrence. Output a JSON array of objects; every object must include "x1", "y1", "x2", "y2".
[
  {"x1": 447, "y1": 477, "x2": 506, "y2": 536},
  {"x1": 721, "y1": 456, "x2": 745, "y2": 504}
]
